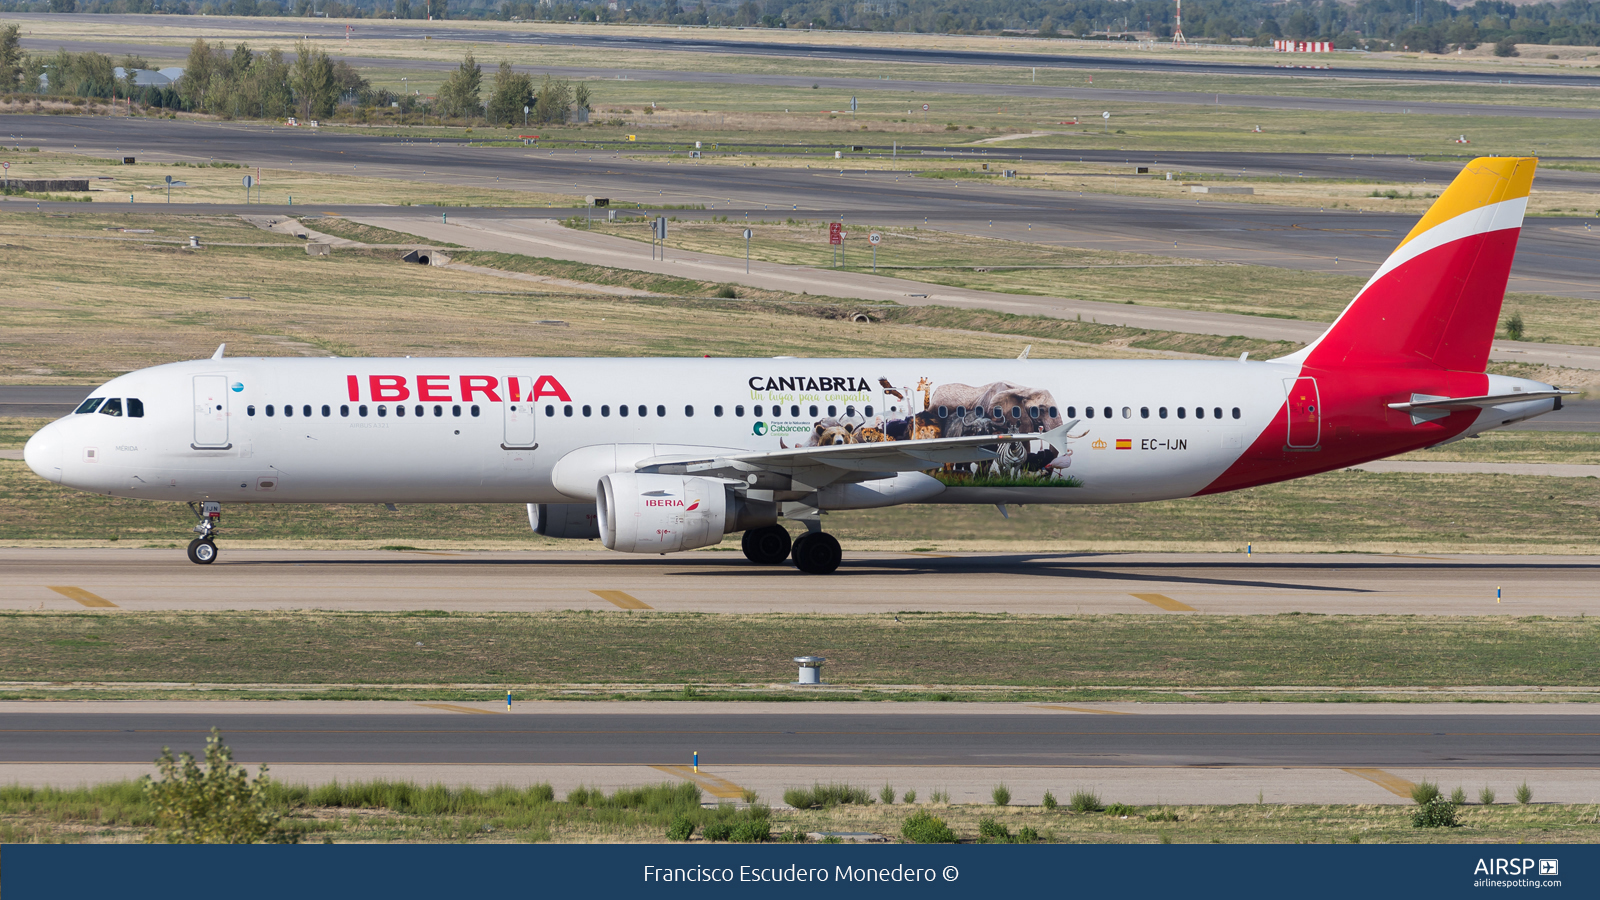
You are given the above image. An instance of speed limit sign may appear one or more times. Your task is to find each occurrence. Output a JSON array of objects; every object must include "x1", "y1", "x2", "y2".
[
  {"x1": 869, "y1": 232, "x2": 881, "y2": 245},
  {"x1": 922, "y1": 104, "x2": 930, "y2": 111}
]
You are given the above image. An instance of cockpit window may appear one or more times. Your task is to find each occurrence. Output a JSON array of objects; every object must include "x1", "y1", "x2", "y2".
[
  {"x1": 127, "y1": 398, "x2": 144, "y2": 418},
  {"x1": 75, "y1": 398, "x2": 104, "y2": 414},
  {"x1": 99, "y1": 398, "x2": 123, "y2": 417}
]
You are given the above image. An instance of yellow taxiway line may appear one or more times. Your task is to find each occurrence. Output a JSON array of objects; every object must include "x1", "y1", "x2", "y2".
[
  {"x1": 1131, "y1": 592, "x2": 1197, "y2": 612},
  {"x1": 592, "y1": 590, "x2": 652, "y2": 610},
  {"x1": 652, "y1": 764, "x2": 750, "y2": 800},
  {"x1": 1342, "y1": 767, "x2": 1418, "y2": 797},
  {"x1": 47, "y1": 586, "x2": 117, "y2": 608}
]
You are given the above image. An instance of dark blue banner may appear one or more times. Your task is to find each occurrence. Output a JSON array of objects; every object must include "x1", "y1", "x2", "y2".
[{"x1": 3, "y1": 843, "x2": 1592, "y2": 899}]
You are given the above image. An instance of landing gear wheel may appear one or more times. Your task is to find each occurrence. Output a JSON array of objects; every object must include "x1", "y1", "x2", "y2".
[
  {"x1": 741, "y1": 525, "x2": 792, "y2": 565},
  {"x1": 187, "y1": 538, "x2": 218, "y2": 565},
  {"x1": 791, "y1": 531, "x2": 842, "y2": 575}
]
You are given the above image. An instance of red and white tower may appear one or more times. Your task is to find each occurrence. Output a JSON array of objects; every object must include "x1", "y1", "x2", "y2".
[{"x1": 1172, "y1": 0, "x2": 1188, "y2": 45}]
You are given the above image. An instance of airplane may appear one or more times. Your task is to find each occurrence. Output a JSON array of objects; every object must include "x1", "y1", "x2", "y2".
[{"x1": 23, "y1": 157, "x2": 1570, "y2": 573}]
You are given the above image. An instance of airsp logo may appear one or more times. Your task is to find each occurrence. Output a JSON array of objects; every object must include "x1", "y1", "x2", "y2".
[
  {"x1": 1540, "y1": 860, "x2": 1559, "y2": 876},
  {"x1": 752, "y1": 421, "x2": 768, "y2": 436}
]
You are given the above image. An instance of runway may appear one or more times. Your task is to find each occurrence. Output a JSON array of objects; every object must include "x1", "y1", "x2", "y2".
[
  {"x1": 7, "y1": 549, "x2": 1599, "y2": 616},
  {"x1": 13, "y1": 14, "x2": 1600, "y2": 88},
  {"x1": 3, "y1": 701, "x2": 1597, "y2": 804}
]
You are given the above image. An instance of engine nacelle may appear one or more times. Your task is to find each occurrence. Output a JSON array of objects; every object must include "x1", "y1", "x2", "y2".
[
  {"x1": 598, "y1": 472, "x2": 775, "y2": 554},
  {"x1": 528, "y1": 503, "x2": 601, "y2": 540}
]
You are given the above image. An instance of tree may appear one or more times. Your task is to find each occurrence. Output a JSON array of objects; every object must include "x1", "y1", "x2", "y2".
[
  {"x1": 0, "y1": 24, "x2": 24, "y2": 92},
  {"x1": 142, "y1": 728, "x2": 298, "y2": 844},
  {"x1": 290, "y1": 41, "x2": 336, "y2": 119},
  {"x1": 178, "y1": 38, "x2": 223, "y2": 111},
  {"x1": 532, "y1": 73, "x2": 571, "y2": 124},
  {"x1": 437, "y1": 51, "x2": 482, "y2": 118},
  {"x1": 485, "y1": 61, "x2": 533, "y2": 125}
]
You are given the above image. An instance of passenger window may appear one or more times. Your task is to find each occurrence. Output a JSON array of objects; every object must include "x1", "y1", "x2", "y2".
[
  {"x1": 435, "y1": 405, "x2": 443, "y2": 417},
  {"x1": 285, "y1": 404, "x2": 294, "y2": 418},
  {"x1": 1159, "y1": 407, "x2": 1168, "y2": 419},
  {"x1": 956, "y1": 406, "x2": 966, "y2": 418},
  {"x1": 602, "y1": 405, "x2": 612, "y2": 417},
  {"x1": 341, "y1": 405, "x2": 349, "y2": 417},
  {"x1": 809, "y1": 405, "x2": 818, "y2": 417},
  {"x1": 790, "y1": 405, "x2": 799, "y2": 417},
  {"x1": 735, "y1": 405, "x2": 745, "y2": 417},
  {"x1": 1049, "y1": 406, "x2": 1058, "y2": 418},
  {"x1": 128, "y1": 398, "x2": 144, "y2": 418},
  {"x1": 1066, "y1": 406, "x2": 1075, "y2": 418},
  {"x1": 471, "y1": 405, "x2": 481, "y2": 417},
  {"x1": 247, "y1": 405, "x2": 256, "y2": 417},
  {"x1": 394, "y1": 405, "x2": 404, "y2": 418},
  {"x1": 305, "y1": 405, "x2": 313, "y2": 417},
  {"x1": 454, "y1": 405, "x2": 463, "y2": 417},
  {"x1": 1140, "y1": 407, "x2": 1149, "y2": 419},
  {"x1": 359, "y1": 405, "x2": 368, "y2": 417},
  {"x1": 266, "y1": 404, "x2": 276, "y2": 417},
  {"x1": 827, "y1": 405, "x2": 836, "y2": 417},
  {"x1": 582, "y1": 405, "x2": 592, "y2": 417},
  {"x1": 846, "y1": 405, "x2": 856, "y2": 417},
  {"x1": 714, "y1": 405, "x2": 724, "y2": 417},
  {"x1": 1028, "y1": 406, "x2": 1039, "y2": 419},
  {"x1": 99, "y1": 398, "x2": 123, "y2": 417},
  {"x1": 414, "y1": 405, "x2": 423, "y2": 417},
  {"x1": 562, "y1": 404, "x2": 571, "y2": 417},
  {"x1": 1214, "y1": 407, "x2": 1223, "y2": 419},
  {"x1": 1122, "y1": 407, "x2": 1131, "y2": 419},
  {"x1": 1232, "y1": 407, "x2": 1241, "y2": 419},
  {"x1": 1195, "y1": 407, "x2": 1204, "y2": 419},
  {"x1": 1012, "y1": 405, "x2": 1022, "y2": 419},
  {"x1": 754, "y1": 405, "x2": 763, "y2": 417},
  {"x1": 991, "y1": 406, "x2": 1002, "y2": 419},
  {"x1": 1085, "y1": 407, "x2": 1094, "y2": 419},
  {"x1": 321, "y1": 404, "x2": 331, "y2": 417},
  {"x1": 377, "y1": 405, "x2": 386, "y2": 417},
  {"x1": 75, "y1": 398, "x2": 104, "y2": 414},
  {"x1": 656, "y1": 405, "x2": 665, "y2": 417},
  {"x1": 685, "y1": 405, "x2": 694, "y2": 417},
  {"x1": 545, "y1": 405, "x2": 554, "y2": 417},
  {"x1": 1102, "y1": 406, "x2": 1112, "y2": 419},
  {"x1": 938, "y1": 405, "x2": 949, "y2": 418},
  {"x1": 864, "y1": 405, "x2": 873, "y2": 417},
  {"x1": 1177, "y1": 407, "x2": 1186, "y2": 419}
]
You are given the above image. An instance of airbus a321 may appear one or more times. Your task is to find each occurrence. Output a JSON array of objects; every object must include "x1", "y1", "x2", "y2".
[{"x1": 23, "y1": 157, "x2": 1567, "y2": 573}]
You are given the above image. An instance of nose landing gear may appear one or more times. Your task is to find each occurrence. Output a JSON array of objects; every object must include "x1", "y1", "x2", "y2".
[{"x1": 186, "y1": 501, "x2": 221, "y2": 565}]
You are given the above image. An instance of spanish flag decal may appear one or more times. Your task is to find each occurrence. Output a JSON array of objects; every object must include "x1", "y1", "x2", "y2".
[{"x1": 1115, "y1": 439, "x2": 1133, "y2": 450}]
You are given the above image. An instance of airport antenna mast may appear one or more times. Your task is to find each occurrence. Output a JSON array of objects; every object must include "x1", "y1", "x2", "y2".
[{"x1": 1172, "y1": 0, "x2": 1188, "y2": 45}]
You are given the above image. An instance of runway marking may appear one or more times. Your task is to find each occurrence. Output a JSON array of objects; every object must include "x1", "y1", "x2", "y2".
[
  {"x1": 1032, "y1": 705, "x2": 1135, "y2": 716},
  {"x1": 592, "y1": 590, "x2": 652, "y2": 610},
  {"x1": 46, "y1": 586, "x2": 117, "y2": 608},
  {"x1": 396, "y1": 550, "x2": 462, "y2": 557},
  {"x1": 1131, "y1": 592, "x2": 1196, "y2": 612},
  {"x1": 415, "y1": 703, "x2": 504, "y2": 715},
  {"x1": 651, "y1": 764, "x2": 749, "y2": 800},
  {"x1": 1342, "y1": 767, "x2": 1418, "y2": 798}
]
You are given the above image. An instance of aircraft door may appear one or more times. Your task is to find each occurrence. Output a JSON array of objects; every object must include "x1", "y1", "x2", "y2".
[
  {"x1": 193, "y1": 375, "x2": 230, "y2": 448},
  {"x1": 502, "y1": 375, "x2": 539, "y2": 450},
  {"x1": 1285, "y1": 376, "x2": 1321, "y2": 448}
]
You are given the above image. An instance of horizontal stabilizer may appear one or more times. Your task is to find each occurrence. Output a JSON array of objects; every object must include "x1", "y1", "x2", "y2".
[{"x1": 1387, "y1": 390, "x2": 1573, "y2": 411}]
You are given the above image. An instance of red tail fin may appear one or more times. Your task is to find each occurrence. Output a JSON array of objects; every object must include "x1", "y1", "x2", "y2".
[{"x1": 1280, "y1": 157, "x2": 1537, "y2": 373}]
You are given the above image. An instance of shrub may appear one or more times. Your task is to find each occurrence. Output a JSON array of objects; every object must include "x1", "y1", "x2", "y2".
[
  {"x1": 1145, "y1": 810, "x2": 1179, "y2": 823},
  {"x1": 991, "y1": 784, "x2": 1011, "y2": 806},
  {"x1": 730, "y1": 819, "x2": 771, "y2": 843},
  {"x1": 929, "y1": 790, "x2": 949, "y2": 804},
  {"x1": 977, "y1": 818, "x2": 1011, "y2": 841},
  {"x1": 566, "y1": 785, "x2": 593, "y2": 807},
  {"x1": 1494, "y1": 37, "x2": 1520, "y2": 57},
  {"x1": 740, "y1": 788, "x2": 759, "y2": 803},
  {"x1": 1105, "y1": 803, "x2": 1136, "y2": 817},
  {"x1": 1504, "y1": 311, "x2": 1525, "y2": 340},
  {"x1": 1069, "y1": 789, "x2": 1103, "y2": 813},
  {"x1": 1479, "y1": 786, "x2": 1496, "y2": 806},
  {"x1": 1516, "y1": 781, "x2": 1534, "y2": 805},
  {"x1": 1041, "y1": 791, "x2": 1057, "y2": 809},
  {"x1": 142, "y1": 728, "x2": 297, "y2": 844},
  {"x1": 703, "y1": 821, "x2": 734, "y2": 841},
  {"x1": 879, "y1": 785, "x2": 897, "y2": 805},
  {"x1": 900, "y1": 810, "x2": 956, "y2": 843},
  {"x1": 1450, "y1": 787, "x2": 1467, "y2": 805},
  {"x1": 666, "y1": 814, "x2": 695, "y2": 841},
  {"x1": 1017, "y1": 826, "x2": 1040, "y2": 843},
  {"x1": 715, "y1": 285, "x2": 738, "y2": 298},
  {"x1": 776, "y1": 829, "x2": 807, "y2": 843},
  {"x1": 1411, "y1": 797, "x2": 1460, "y2": 828},
  {"x1": 783, "y1": 783, "x2": 873, "y2": 809},
  {"x1": 1410, "y1": 780, "x2": 1441, "y2": 806},
  {"x1": 903, "y1": 790, "x2": 917, "y2": 804}
]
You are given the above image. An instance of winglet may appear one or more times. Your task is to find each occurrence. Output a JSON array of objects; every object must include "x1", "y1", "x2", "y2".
[
  {"x1": 1039, "y1": 418, "x2": 1080, "y2": 449},
  {"x1": 1017, "y1": 344, "x2": 1031, "y2": 359},
  {"x1": 211, "y1": 343, "x2": 226, "y2": 360}
]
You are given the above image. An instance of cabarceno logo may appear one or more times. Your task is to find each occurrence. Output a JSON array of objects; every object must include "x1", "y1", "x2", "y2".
[{"x1": 752, "y1": 421, "x2": 768, "y2": 436}]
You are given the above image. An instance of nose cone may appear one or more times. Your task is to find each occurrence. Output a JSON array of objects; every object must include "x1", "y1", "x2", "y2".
[{"x1": 23, "y1": 423, "x2": 63, "y2": 483}]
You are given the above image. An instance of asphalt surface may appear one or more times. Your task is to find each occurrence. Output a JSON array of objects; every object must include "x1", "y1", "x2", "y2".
[
  {"x1": 9, "y1": 115, "x2": 1600, "y2": 309},
  {"x1": 3, "y1": 706, "x2": 1595, "y2": 768},
  {"x1": 13, "y1": 14, "x2": 1600, "y2": 88},
  {"x1": 9, "y1": 550, "x2": 1600, "y2": 616}
]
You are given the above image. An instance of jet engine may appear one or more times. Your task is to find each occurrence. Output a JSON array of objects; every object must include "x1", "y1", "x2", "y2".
[
  {"x1": 528, "y1": 503, "x2": 602, "y2": 540},
  {"x1": 597, "y1": 472, "x2": 775, "y2": 554}
]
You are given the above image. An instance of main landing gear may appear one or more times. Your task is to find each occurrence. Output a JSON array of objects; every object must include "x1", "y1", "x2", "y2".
[
  {"x1": 740, "y1": 524, "x2": 841, "y2": 574},
  {"x1": 186, "y1": 501, "x2": 221, "y2": 565}
]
